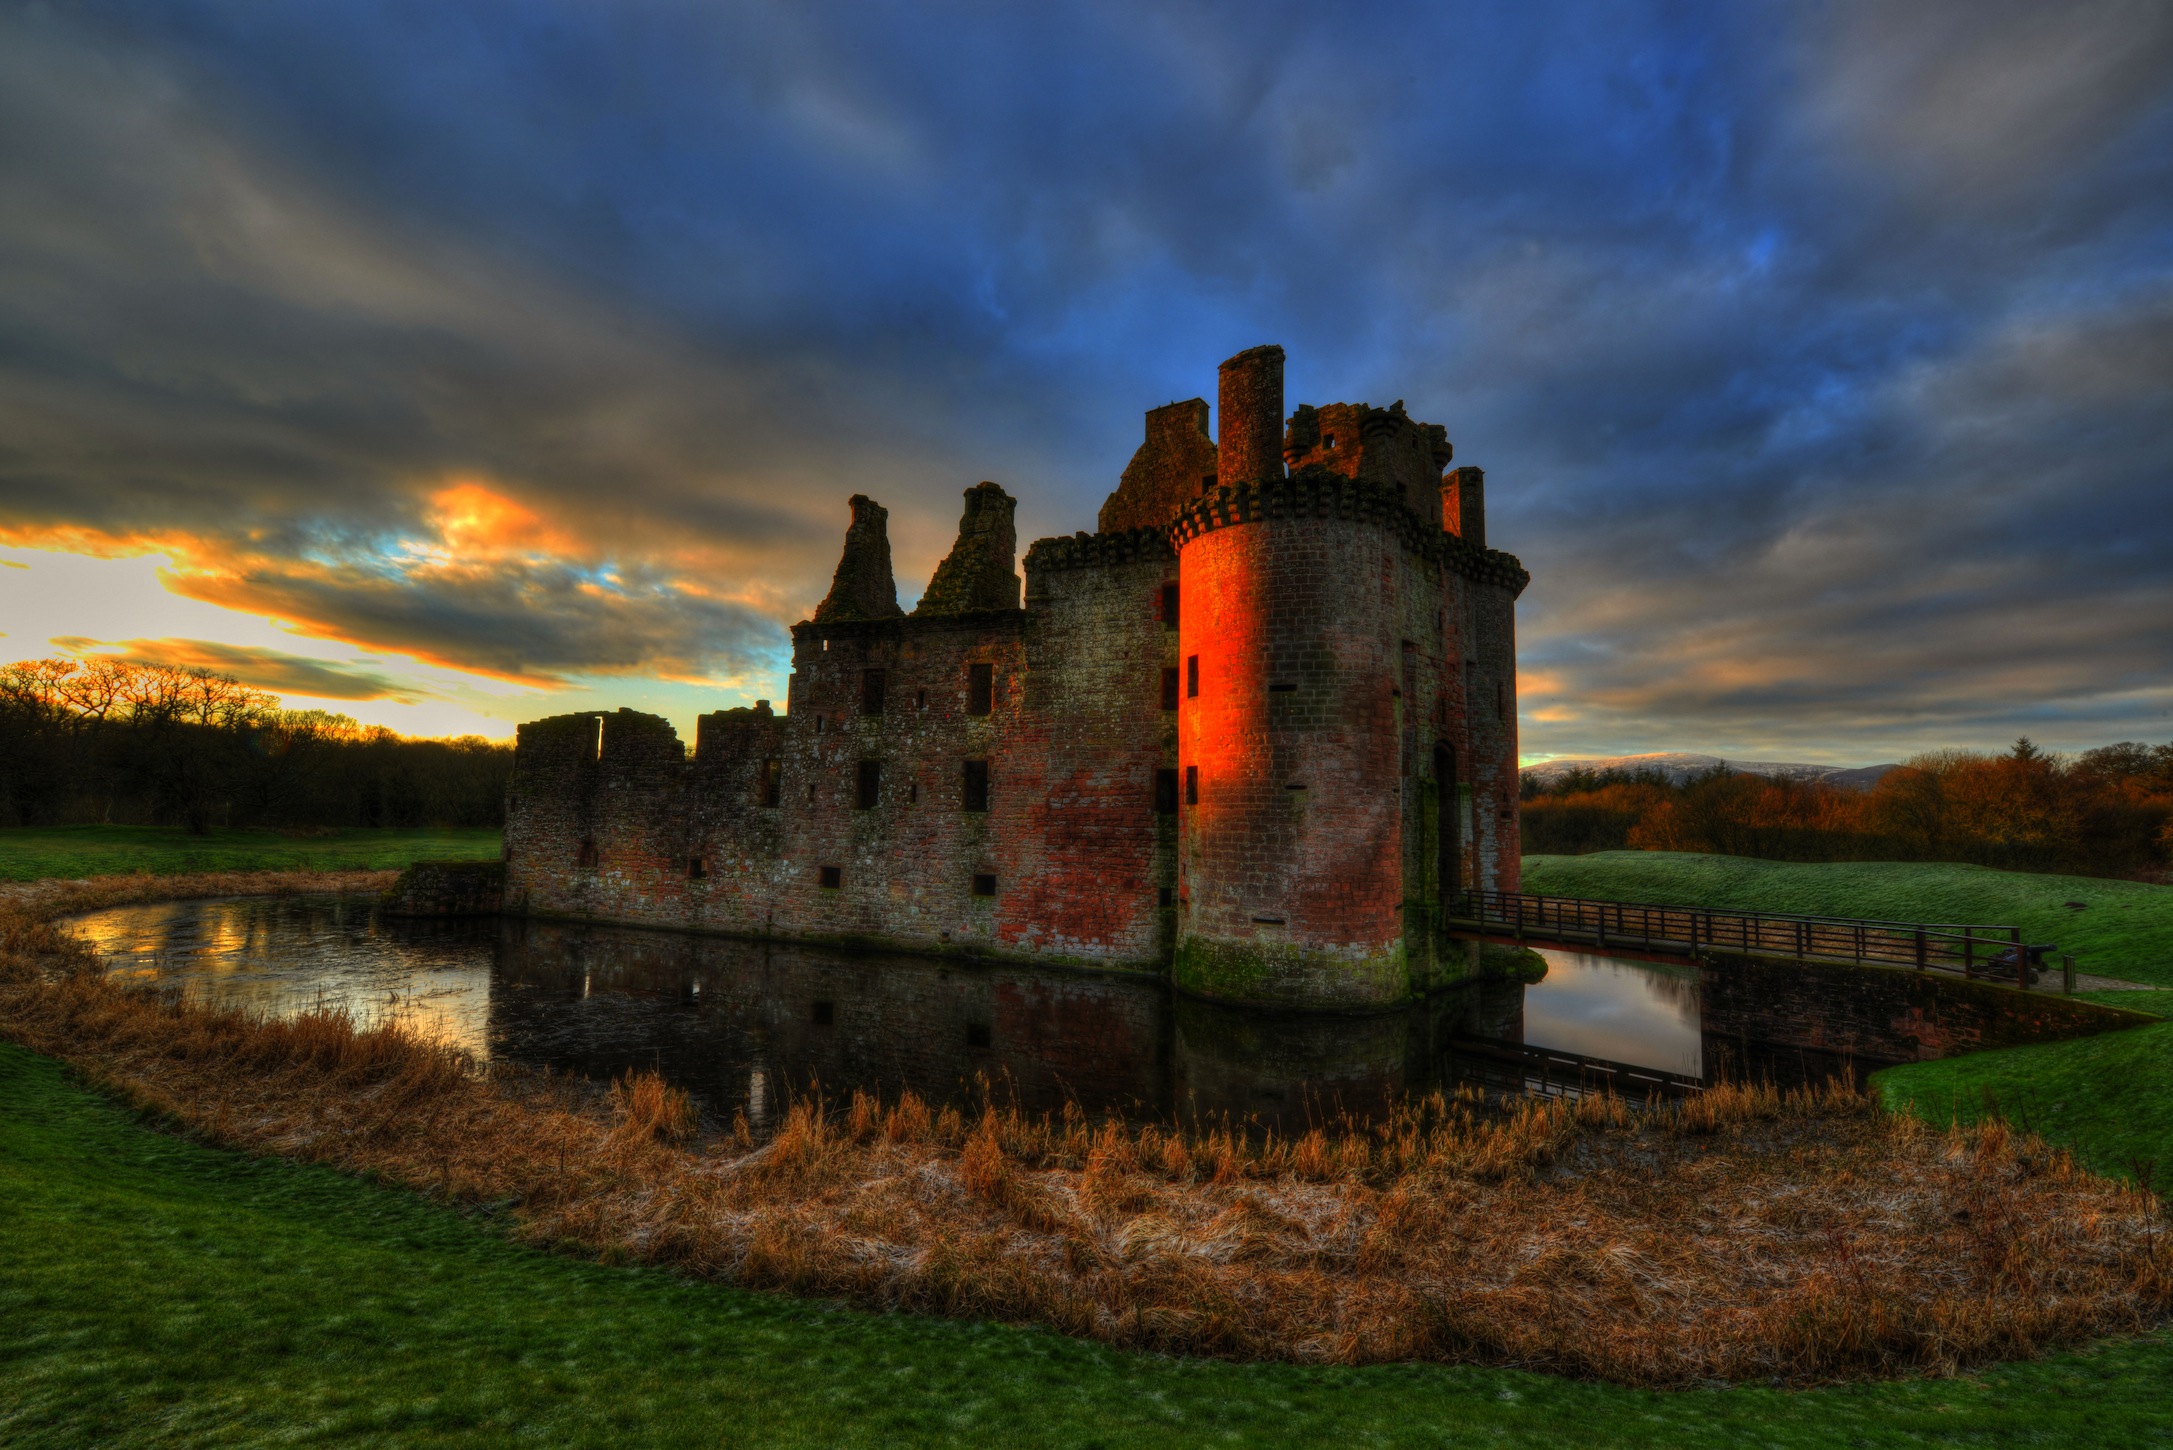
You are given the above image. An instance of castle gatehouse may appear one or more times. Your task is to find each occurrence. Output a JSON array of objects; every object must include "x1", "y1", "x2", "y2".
[{"x1": 503, "y1": 346, "x2": 1528, "y2": 1009}]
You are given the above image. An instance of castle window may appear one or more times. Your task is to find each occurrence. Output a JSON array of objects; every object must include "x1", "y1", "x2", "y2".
[
  {"x1": 1184, "y1": 765, "x2": 1198, "y2": 806},
  {"x1": 811, "y1": 1000, "x2": 835, "y2": 1026},
  {"x1": 576, "y1": 836, "x2": 598, "y2": 869},
  {"x1": 1160, "y1": 583, "x2": 1179, "y2": 629},
  {"x1": 907, "y1": 781, "x2": 918, "y2": 805},
  {"x1": 861, "y1": 668, "x2": 886, "y2": 716},
  {"x1": 1161, "y1": 668, "x2": 1179, "y2": 710},
  {"x1": 818, "y1": 865, "x2": 842, "y2": 889},
  {"x1": 687, "y1": 856, "x2": 706, "y2": 879},
  {"x1": 1269, "y1": 683, "x2": 1296, "y2": 694},
  {"x1": 966, "y1": 1023, "x2": 992, "y2": 1049},
  {"x1": 760, "y1": 758, "x2": 782, "y2": 807},
  {"x1": 1199, "y1": 473, "x2": 1215, "y2": 494},
  {"x1": 971, "y1": 873, "x2": 998, "y2": 897},
  {"x1": 815, "y1": 714, "x2": 825, "y2": 734},
  {"x1": 856, "y1": 759, "x2": 882, "y2": 809},
  {"x1": 962, "y1": 759, "x2": 990, "y2": 812},
  {"x1": 1322, "y1": 432, "x2": 1337, "y2": 449},
  {"x1": 1158, "y1": 886, "x2": 1173, "y2": 908},
  {"x1": 916, "y1": 688, "x2": 928, "y2": 710},
  {"x1": 1186, "y1": 655, "x2": 1199, "y2": 698},
  {"x1": 1154, "y1": 768, "x2": 1178, "y2": 814},
  {"x1": 967, "y1": 662, "x2": 993, "y2": 716}
]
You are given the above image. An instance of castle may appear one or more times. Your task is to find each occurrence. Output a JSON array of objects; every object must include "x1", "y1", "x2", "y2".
[{"x1": 503, "y1": 346, "x2": 1529, "y2": 1009}]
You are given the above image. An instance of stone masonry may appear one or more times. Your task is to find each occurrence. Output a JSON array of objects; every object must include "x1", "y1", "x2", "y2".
[{"x1": 504, "y1": 347, "x2": 1530, "y2": 1010}]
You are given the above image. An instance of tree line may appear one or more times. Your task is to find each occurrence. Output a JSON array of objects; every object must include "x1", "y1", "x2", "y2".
[
  {"x1": 1, "y1": 657, "x2": 513, "y2": 832},
  {"x1": 1520, "y1": 739, "x2": 2173, "y2": 879}
]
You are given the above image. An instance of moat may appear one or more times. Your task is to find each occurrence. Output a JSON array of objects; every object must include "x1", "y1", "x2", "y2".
[{"x1": 75, "y1": 895, "x2": 1870, "y2": 1131}]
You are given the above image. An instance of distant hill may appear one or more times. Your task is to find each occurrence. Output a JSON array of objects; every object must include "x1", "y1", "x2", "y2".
[{"x1": 1520, "y1": 753, "x2": 1899, "y2": 792}]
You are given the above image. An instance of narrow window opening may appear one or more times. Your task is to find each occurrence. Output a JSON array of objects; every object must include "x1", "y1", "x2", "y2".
[
  {"x1": 1184, "y1": 765, "x2": 1199, "y2": 806},
  {"x1": 760, "y1": 758, "x2": 782, "y2": 808},
  {"x1": 811, "y1": 1000, "x2": 835, "y2": 1026},
  {"x1": 1154, "y1": 768, "x2": 1178, "y2": 815},
  {"x1": 916, "y1": 688, "x2": 927, "y2": 710},
  {"x1": 821, "y1": 638, "x2": 829, "y2": 652},
  {"x1": 1157, "y1": 886, "x2": 1173, "y2": 908},
  {"x1": 1199, "y1": 472, "x2": 1215, "y2": 494},
  {"x1": 861, "y1": 668, "x2": 886, "y2": 715},
  {"x1": 1160, "y1": 583, "x2": 1179, "y2": 629},
  {"x1": 1322, "y1": 432, "x2": 1337, "y2": 449},
  {"x1": 1269, "y1": 682, "x2": 1296, "y2": 694},
  {"x1": 856, "y1": 759, "x2": 882, "y2": 809},
  {"x1": 1186, "y1": 655, "x2": 1199, "y2": 698},
  {"x1": 687, "y1": 856, "x2": 706, "y2": 879},
  {"x1": 965, "y1": 1023, "x2": 992, "y2": 1049},
  {"x1": 806, "y1": 782, "x2": 816, "y2": 803},
  {"x1": 971, "y1": 873, "x2": 998, "y2": 897},
  {"x1": 1161, "y1": 667, "x2": 1179, "y2": 710},
  {"x1": 1252, "y1": 915, "x2": 1287, "y2": 926},
  {"x1": 815, "y1": 714, "x2": 825, "y2": 734},
  {"x1": 576, "y1": 836, "x2": 598, "y2": 869},
  {"x1": 818, "y1": 865, "x2": 842, "y2": 889},
  {"x1": 907, "y1": 781, "x2": 918, "y2": 805},
  {"x1": 967, "y1": 662, "x2": 994, "y2": 716},
  {"x1": 962, "y1": 759, "x2": 990, "y2": 813}
]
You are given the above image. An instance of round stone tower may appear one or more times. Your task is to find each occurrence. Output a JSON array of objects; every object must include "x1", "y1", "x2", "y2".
[{"x1": 1172, "y1": 345, "x2": 1413, "y2": 1010}]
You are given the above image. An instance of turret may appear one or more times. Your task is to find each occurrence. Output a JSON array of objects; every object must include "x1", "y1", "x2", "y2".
[
  {"x1": 1216, "y1": 345, "x2": 1285, "y2": 489},
  {"x1": 813, "y1": 495, "x2": 904, "y2": 622},
  {"x1": 1443, "y1": 466, "x2": 1485, "y2": 548},
  {"x1": 914, "y1": 482, "x2": 1021, "y2": 615}
]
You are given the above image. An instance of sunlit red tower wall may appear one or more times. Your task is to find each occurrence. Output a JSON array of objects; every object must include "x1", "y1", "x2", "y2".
[{"x1": 1172, "y1": 346, "x2": 1526, "y2": 1008}]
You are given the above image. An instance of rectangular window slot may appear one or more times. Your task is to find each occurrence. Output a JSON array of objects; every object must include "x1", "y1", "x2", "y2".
[
  {"x1": 1154, "y1": 768, "x2": 1178, "y2": 815},
  {"x1": 818, "y1": 864, "x2": 842, "y2": 889},
  {"x1": 760, "y1": 758, "x2": 782, "y2": 807},
  {"x1": 1322, "y1": 433, "x2": 1336, "y2": 449},
  {"x1": 907, "y1": 781, "x2": 918, "y2": 805},
  {"x1": 861, "y1": 668, "x2": 886, "y2": 715},
  {"x1": 1284, "y1": 783, "x2": 1306, "y2": 791},
  {"x1": 1157, "y1": 886, "x2": 1173, "y2": 908},
  {"x1": 856, "y1": 759, "x2": 882, "y2": 809},
  {"x1": 1184, "y1": 765, "x2": 1198, "y2": 806},
  {"x1": 1160, "y1": 583, "x2": 1179, "y2": 629},
  {"x1": 815, "y1": 714, "x2": 825, "y2": 734},
  {"x1": 1186, "y1": 655, "x2": 1199, "y2": 698},
  {"x1": 806, "y1": 782, "x2": 816, "y2": 803},
  {"x1": 967, "y1": 662, "x2": 994, "y2": 716},
  {"x1": 687, "y1": 856, "x2": 706, "y2": 879},
  {"x1": 965, "y1": 1023, "x2": 992, "y2": 1048},
  {"x1": 576, "y1": 836, "x2": 598, "y2": 869},
  {"x1": 1269, "y1": 682, "x2": 1296, "y2": 693},
  {"x1": 971, "y1": 873, "x2": 997, "y2": 897},
  {"x1": 811, "y1": 1000, "x2": 835, "y2": 1026},
  {"x1": 962, "y1": 759, "x2": 990, "y2": 812},
  {"x1": 916, "y1": 688, "x2": 928, "y2": 710},
  {"x1": 1161, "y1": 667, "x2": 1179, "y2": 710},
  {"x1": 1252, "y1": 915, "x2": 1286, "y2": 925}
]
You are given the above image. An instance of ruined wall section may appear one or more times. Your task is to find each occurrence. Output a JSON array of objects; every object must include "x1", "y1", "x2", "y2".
[
  {"x1": 1097, "y1": 399, "x2": 1216, "y2": 533},
  {"x1": 1013, "y1": 527, "x2": 1179, "y2": 964},
  {"x1": 686, "y1": 703, "x2": 788, "y2": 930},
  {"x1": 506, "y1": 710, "x2": 694, "y2": 922},
  {"x1": 1283, "y1": 401, "x2": 1453, "y2": 522}
]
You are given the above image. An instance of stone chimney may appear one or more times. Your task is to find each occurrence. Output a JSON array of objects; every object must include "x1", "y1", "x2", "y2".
[
  {"x1": 813, "y1": 494, "x2": 904, "y2": 622},
  {"x1": 1442, "y1": 466, "x2": 1485, "y2": 548},
  {"x1": 913, "y1": 482, "x2": 1021, "y2": 615},
  {"x1": 1217, "y1": 344, "x2": 1286, "y2": 490}
]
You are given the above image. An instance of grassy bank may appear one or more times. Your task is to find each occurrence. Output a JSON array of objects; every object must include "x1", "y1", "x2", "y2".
[
  {"x1": 1518, "y1": 851, "x2": 2173, "y2": 1186},
  {"x1": 4, "y1": 1044, "x2": 2170, "y2": 1449},
  {"x1": 0, "y1": 825, "x2": 500, "y2": 882},
  {"x1": 1520, "y1": 852, "x2": 2173, "y2": 987}
]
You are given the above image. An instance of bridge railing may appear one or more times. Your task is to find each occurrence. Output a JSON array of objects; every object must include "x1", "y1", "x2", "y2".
[{"x1": 1447, "y1": 889, "x2": 2038, "y2": 986}]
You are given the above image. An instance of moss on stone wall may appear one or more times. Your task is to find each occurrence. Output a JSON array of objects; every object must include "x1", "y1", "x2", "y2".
[{"x1": 1171, "y1": 936, "x2": 1409, "y2": 1009}]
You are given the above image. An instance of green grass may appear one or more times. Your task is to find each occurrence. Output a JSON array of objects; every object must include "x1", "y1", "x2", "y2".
[
  {"x1": 1521, "y1": 851, "x2": 2173, "y2": 987},
  {"x1": 0, "y1": 825, "x2": 502, "y2": 882},
  {"x1": 3, "y1": 1044, "x2": 2171, "y2": 1447}
]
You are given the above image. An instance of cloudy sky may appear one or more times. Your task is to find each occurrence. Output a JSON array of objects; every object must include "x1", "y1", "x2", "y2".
[{"x1": 2, "y1": 0, "x2": 2168, "y2": 763}]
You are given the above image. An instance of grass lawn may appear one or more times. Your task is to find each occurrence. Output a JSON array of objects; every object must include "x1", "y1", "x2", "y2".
[
  {"x1": 0, "y1": 825, "x2": 502, "y2": 882},
  {"x1": 1520, "y1": 851, "x2": 2173, "y2": 987},
  {"x1": 2, "y1": 1044, "x2": 2171, "y2": 1448}
]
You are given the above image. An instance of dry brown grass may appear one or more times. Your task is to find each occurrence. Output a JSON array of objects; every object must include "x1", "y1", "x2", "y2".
[{"x1": 2, "y1": 872, "x2": 2167, "y2": 1385}]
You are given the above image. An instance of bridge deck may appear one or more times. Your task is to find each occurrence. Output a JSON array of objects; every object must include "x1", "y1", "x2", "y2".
[{"x1": 1445, "y1": 889, "x2": 2055, "y2": 988}]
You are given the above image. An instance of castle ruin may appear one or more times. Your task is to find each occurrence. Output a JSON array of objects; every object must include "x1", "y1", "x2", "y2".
[{"x1": 503, "y1": 346, "x2": 1528, "y2": 1009}]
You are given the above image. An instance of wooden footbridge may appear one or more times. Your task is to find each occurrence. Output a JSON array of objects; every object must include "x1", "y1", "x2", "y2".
[{"x1": 1445, "y1": 889, "x2": 2062, "y2": 990}]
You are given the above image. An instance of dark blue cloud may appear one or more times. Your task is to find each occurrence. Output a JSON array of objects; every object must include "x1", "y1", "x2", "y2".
[{"x1": 2, "y1": 0, "x2": 2170, "y2": 756}]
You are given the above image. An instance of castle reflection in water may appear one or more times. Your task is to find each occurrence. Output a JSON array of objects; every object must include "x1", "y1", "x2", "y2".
[{"x1": 76, "y1": 895, "x2": 1868, "y2": 1134}]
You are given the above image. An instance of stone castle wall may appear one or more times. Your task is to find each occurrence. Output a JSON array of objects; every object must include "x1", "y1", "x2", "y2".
[{"x1": 503, "y1": 347, "x2": 1530, "y2": 1009}]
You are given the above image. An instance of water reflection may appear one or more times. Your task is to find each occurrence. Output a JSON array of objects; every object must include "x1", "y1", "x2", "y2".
[{"x1": 74, "y1": 896, "x2": 1868, "y2": 1129}]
